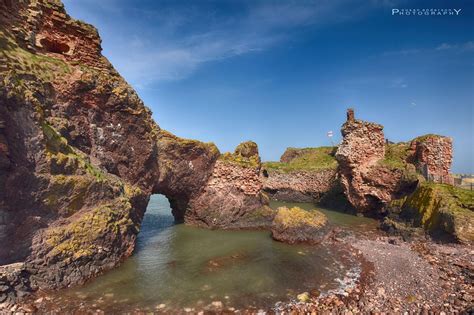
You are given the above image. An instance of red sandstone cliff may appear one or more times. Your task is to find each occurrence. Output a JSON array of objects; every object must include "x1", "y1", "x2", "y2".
[
  {"x1": 0, "y1": 0, "x2": 266, "y2": 305},
  {"x1": 335, "y1": 109, "x2": 452, "y2": 214}
]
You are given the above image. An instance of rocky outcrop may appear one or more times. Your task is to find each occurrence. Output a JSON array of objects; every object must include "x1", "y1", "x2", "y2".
[
  {"x1": 409, "y1": 135, "x2": 453, "y2": 185},
  {"x1": 187, "y1": 141, "x2": 273, "y2": 229},
  {"x1": 271, "y1": 206, "x2": 329, "y2": 244},
  {"x1": 263, "y1": 169, "x2": 337, "y2": 202},
  {"x1": 335, "y1": 109, "x2": 418, "y2": 214},
  {"x1": 391, "y1": 183, "x2": 474, "y2": 244},
  {"x1": 262, "y1": 147, "x2": 338, "y2": 203},
  {"x1": 0, "y1": 263, "x2": 30, "y2": 305},
  {"x1": 153, "y1": 130, "x2": 220, "y2": 222},
  {"x1": 382, "y1": 182, "x2": 474, "y2": 244},
  {"x1": 0, "y1": 0, "x2": 267, "y2": 305}
]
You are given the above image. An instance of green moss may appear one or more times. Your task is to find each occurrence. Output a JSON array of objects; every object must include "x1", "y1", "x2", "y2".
[
  {"x1": 245, "y1": 205, "x2": 275, "y2": 220},
  {"x1": 412, "y1": 134, "x2": 443, "y2": 143},
  {"x1": 234, "y1": 141, "x2": 258, "y2": 158},
  {"x1": 46, "y1": 199, "x2": 135, "y2": 260},
  {"x1": 273, "y1": 206, "x2": 327, "y2": 229},
  {"x1": 42, "y1": 122, "x2": 72, "y2": 154},
  {"x1": 42, "y1": 123, "x2": 106, "y2": 180},
  {"x1": 401, "y1": 182, "x2": 474, "y2": 243},
  {"x1": 218, "y1": 151, "x2": 260, "y2": 168},
  {"x1": 43, "y1": 175, "x2": 92, "y2": 215},
  {"x1": 263, "y1": 147, "x2": 337, "y2": 173},
  {"x1": 159, "y1": 129, "x2": 220, "y2": 157}
]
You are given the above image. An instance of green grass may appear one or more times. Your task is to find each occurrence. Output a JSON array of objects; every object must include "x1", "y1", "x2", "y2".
[
  {"x1": 379, "y1": 142, "x2": 410, "y2": 169},
  {"x1": 263, "y1": 147, "x2": 337, "y2": 173},
  {"x1": 219, "y1": 151, "x2": 260, "y2": 168},
  {"x1": 0, "y1": 30, "x2": 71, "y2": 83},
  {"x1": 412, "y1": 134, "x2": 443, "y2": 142}
]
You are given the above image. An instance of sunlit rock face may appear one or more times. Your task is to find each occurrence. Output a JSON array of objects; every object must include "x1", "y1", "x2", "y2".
[
  {"x1": 0, "y1": 0, "x2": 267, "y2": 305},
  {"x1": 271, "y1": 206, "x2": 329, "y2": 244},
  {"x1": 187, "y1": 141, "x2": 273, "y2": 229},
  {"x1": 409, "y1": 135, "x2": 454, "y2": 185},
  {"x1": 262, "y1": 147, "x2": 340, "y2": 203},
  {"x1": 336, "y1": 109, "x2": 418, "y2": 214}
]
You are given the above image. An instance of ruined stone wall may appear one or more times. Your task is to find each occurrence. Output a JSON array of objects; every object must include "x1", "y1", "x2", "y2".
[
  {"x1": 410, "y1": 136, "x2": 453, "y2": 185},
  {"x1": 336, "y1": 110, "x2": 417, "y2": 213}
]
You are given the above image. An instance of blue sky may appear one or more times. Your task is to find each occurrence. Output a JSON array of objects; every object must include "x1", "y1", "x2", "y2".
[{"x1": 62, "y1": 0, "x2": 474, "y2": 173}]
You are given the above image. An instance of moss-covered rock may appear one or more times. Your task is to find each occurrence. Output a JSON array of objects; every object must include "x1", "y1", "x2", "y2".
[
  {"x1": 271, "y1": 206, "x2": 329, "y2": 244},
  {"x1": 398, "y1": 183, "x2": 474, "y2": 243},
  {"x1": 234, "y1": 141, "x2": 259, "y2": 158},
  {"x1": 218, "y1": 141, "x2": 261, "y2": 169}
]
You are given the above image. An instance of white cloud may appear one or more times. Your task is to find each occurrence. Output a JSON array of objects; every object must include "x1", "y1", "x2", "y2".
[
  {"x1": 101, "y1": 0, "x2": 389, "y2": 86},
  {"x1": 382, "y1": 41, "x2": 474, "y2": 57},
  {"x1": 436, "y1": 41, "x2": 474, "y2": 52},
  {"x1": 391, "y1": 78, "x2": 407, "y2": 88}
]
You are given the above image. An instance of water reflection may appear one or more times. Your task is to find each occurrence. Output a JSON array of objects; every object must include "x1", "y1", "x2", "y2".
[{"x1": 54, "y1": 195, "x2": 374, "y2": 311}]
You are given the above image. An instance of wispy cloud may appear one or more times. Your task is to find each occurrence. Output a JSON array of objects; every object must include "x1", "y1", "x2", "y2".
[
  {"x1": 436, "y1": 41, "x2": 474, "y2": 52},
  {"x1": 382, "y1": 41, "x2": 474, "y2": 57},
  {"x1": 391, "y1": 78, "x2": 407, "y2": 88},
  {"x1": 88, "y1": 0, "x2": 395, "y2": 86}
]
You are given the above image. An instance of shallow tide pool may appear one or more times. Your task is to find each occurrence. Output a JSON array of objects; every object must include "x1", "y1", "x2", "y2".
[{"x1": 52, "y1": 195, "x2": 378, "y2": 311}]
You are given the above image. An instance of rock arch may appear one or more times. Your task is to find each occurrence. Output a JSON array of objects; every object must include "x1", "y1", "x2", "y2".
[{"x1": 0, "y1": 0, "x2": 271, "y2": 304}]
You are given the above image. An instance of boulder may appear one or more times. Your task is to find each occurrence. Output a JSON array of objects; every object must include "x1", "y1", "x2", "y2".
[{"x1": 271, "y1": 206, "x2": 329, "y2": 244}]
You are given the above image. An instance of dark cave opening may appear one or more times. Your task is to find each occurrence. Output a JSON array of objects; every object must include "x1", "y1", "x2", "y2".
[{"x1": 40, "y1": 37, "x2": 70, "y2": 54}]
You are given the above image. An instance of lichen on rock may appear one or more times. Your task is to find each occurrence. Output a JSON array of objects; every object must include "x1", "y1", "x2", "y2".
[
  {"x1": 397, "y1": 182, "x2": 474, "y2": 243},
  {"x1": 0, "y1": 0, "x2": 269, "y2": 305},
  {"x1": 271, "y1": 206, "x2": 329, "y2": 244}
]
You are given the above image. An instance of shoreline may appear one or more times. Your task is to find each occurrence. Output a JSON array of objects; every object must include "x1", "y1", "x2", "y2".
[{"x1": 8, "y1": 226, "x2": 472, "y2": 314}]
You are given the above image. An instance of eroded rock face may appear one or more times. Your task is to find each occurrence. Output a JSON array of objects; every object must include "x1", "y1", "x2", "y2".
[
  {"x1": 263, "y1": 169, "x2": 337, "y2": 202},
  {"x1": 390, "y1": 183, "x2": 474, "y2": 244},
  {"x1": 336, "y1": 110, "x2": 417, "y2": 213},
  {"x1": 0, "y1": 0, "x2": 266, "y2": 305},
  {"x1": 262, "y1": 147, "x2": 339, "y2": 203},
  {"x1": 187, "y1": 141, "x2": 272, "y2": 229}
]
